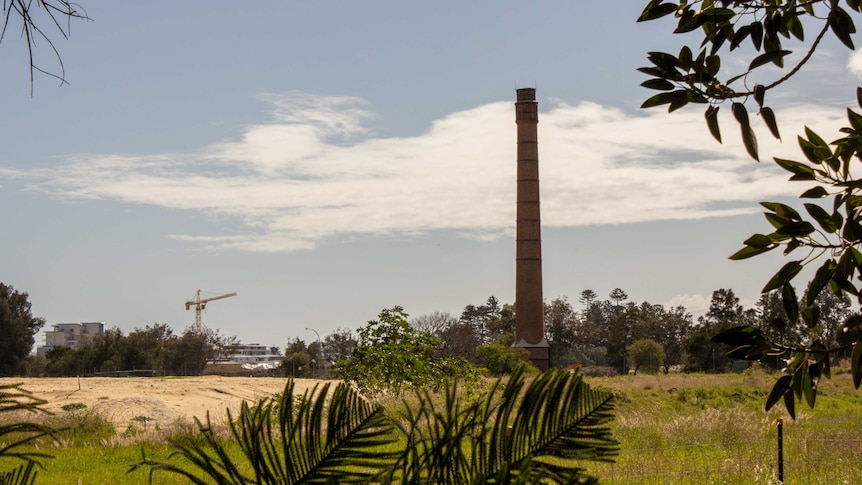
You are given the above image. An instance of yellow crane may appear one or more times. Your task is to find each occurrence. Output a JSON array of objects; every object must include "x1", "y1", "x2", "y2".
[{"x1": 185, "y1": 290, "x2": 237, "y2": 333}]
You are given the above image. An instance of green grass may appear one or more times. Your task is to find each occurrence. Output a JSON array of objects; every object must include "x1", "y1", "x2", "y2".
[
  {"x1": 4, "y1": 370, "x2": 862, "y2": 484},
  {"x1": 578, "y1": 369, "x2": 862, "y2": 484}
]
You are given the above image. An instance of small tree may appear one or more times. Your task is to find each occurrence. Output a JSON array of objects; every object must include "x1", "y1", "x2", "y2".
[
  {"x1": 474, "y1": 343, "x2": 535, "y2": 376},
  {"x1": 333, "y1": 306, "x2": 481, "y2": 395},
  {"x1": 627, "y1": 339, "x2": 665, "y2": 375}
]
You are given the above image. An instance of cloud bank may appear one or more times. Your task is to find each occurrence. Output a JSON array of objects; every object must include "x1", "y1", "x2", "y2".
[{"x1": 8, "y1": 92, "x2": 846, "y2": 252}]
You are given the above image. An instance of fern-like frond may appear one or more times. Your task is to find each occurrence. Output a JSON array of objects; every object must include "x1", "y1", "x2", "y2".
[
  {"x1": 134, "y1": 379, "x2": 399, "y2": 484},
  {"x1": 0, "y1": 461, "x2": 38, "y2": 485},
  {"x1": 394, "y1": 368, "x2": 618, "y2": 484}
]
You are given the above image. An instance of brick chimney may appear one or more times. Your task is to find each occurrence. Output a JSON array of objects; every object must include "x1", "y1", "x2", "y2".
[{"x1": 513, "y1": 88, "x2": 549, "y2": 371}]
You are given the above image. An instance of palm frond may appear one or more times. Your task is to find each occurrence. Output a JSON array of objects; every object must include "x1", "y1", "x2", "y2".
[
  {"x1": 0, "y1": 384, "x2": 57, "y2": 476},
  {"x1": 0, "y1": 461, "x2": 38, "y2": 485},
  {"x1": 394, "y1": 368, "x2": 618, "y2": 484},
  {"x1": 134, "y1": 379, "x2": 399, "y2": 484}
]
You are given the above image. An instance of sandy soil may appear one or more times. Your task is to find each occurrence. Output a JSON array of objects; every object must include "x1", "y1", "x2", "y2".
[{"x1": 1, "y1": 376, "x2": 327, "y2": 428}]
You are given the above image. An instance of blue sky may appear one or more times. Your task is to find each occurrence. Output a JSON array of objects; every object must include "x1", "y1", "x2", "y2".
[{"x1": 1, "y1": 2, "x2": 860, "y2": 350}]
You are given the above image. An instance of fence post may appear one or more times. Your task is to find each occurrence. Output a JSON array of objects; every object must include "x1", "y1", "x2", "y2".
[{"x1": 777, "y1": 418, "x2": 784, "y2": 483}]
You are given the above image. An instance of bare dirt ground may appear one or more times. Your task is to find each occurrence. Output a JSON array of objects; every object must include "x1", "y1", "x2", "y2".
[{"x1": 1, "y1": 376, "x2": 327, "y2": 428}]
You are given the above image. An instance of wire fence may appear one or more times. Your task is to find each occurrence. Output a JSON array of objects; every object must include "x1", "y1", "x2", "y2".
[{"x1": 584, "y1": 423, "x2": 862, "y2": 484}]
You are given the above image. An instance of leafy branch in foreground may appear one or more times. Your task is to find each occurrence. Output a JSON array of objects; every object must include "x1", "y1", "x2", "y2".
[
  {"x1": 133, "y1": 370, "x2": 618, "y2": 484},
  {"x1": 638, "y1": 0, "x2": 859, "y2": 160},
  {"x1": 0, "y1": 383, "x2": 58, "y2": 485},
  {"x1": 713, "y1": 91, "x2": 862, "y2": 419},
  {"x1": 638, "y1": 0, "x2": 862, "y2": 419}
]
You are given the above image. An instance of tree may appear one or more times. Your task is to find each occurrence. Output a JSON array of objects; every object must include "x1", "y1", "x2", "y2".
[
  {"x1": 685, "y1": 289, "x2": 749, "y2": 372},
  {"x1": 321, "y1": 328, "x2": 356, "y2": 370},
  {"x1": 282, "y1": 338, "x2": 311, "y2": 378},
  {"x1": 0, "y1": 283, "x2": 45, "y2": 376},
  {"x1": 332, "y1": 306, "x2": 481, "y2": 396},
  {"x1": 639, "y1": 0, "x2": 862, "y2": 416},
  {"x1": 627, "y1": 338, "x2": 665, "y2": 375},
  {"x1": 1, "y1": 1, "x2": 90, "y2": 92},
  {"x1": 474, "y1": 343, "x2": 535, "y2": 376},
  {"x1": 459, "y1": 296, "x2": 502, "y2": 344},
  {"x1": 544, "y1": 297, "x2": 580, "y2": 367},
  {"x1": 411, "y1": 311, "x2": 457, "y2": 335}
]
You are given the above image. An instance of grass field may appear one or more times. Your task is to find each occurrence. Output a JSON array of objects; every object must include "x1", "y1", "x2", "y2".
[{"x1": 3, "y1": 369, "x2": 862, "y2": 484}]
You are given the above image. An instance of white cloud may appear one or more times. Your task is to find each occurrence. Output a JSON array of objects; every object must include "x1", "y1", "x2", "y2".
[
  {"x1": 11, "y1": 93, "x2": 849, "y2": 252},
  {"x1": 667, "y1": 293, "x2": 711, "y2": 320},
  {"x1": 848, "y1": 48, "x2": 862, "y2": 79}
]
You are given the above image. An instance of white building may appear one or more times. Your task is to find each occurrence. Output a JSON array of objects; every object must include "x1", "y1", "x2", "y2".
[
  {"x1": 37, "y1": 322, "x2": 105, "y2": 356},
  {"x1": 225, "y1": 343, "x2": 282, "y2": 370}
]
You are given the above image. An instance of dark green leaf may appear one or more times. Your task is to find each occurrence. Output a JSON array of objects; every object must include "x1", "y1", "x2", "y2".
[
  {"x1": 782, "y1": 283, "x2": 799, "y2": 325},
  {"x1": 852, "y1": 339, "x2": 862, "y2": 389},
  {"x1": 728, "y1": 244, "x2": 776, "y2": 260},
  {"x1": 751, "y1": 21, "x2": 764, "y2": 50},
  {"x1": 730, "y1": 25, "x2": 751, "y2": 50},
  {"x1": 705, "y1": 55, "x2": 721, "y2": 76},
  {"x1": 701, "y1": 7, "x2": 736, "y2": 23},
  {"x1": 637, "y1": 66, "x2": 682, "y2": 80},
  {"x1": 711, "y1": 325, "x2": 764, "y2": 346},
  {"x1": 705, "y1": 105, "x2": 722, "y2": 143},
  {"x1": 640, "y1": 79, "x2": 675, "y2": 91},
  {"x1": 800, "y1": 186, "x2": 829, "y2": 198},
  {"x1": 798, "y1": 136, "x2": 820, "y2": 164},
  {"x1": 762, "y1": 260, "x2": 803, "y2": 293},
  {"x1": 858, "y1": 87, "x2": 862, "y2": 110},
  {"x1": 776, "y1": 221, "x2": 816, "y2": 237},
  {"x1": 805, "y1": 126, "x2": 829, "y2": 149},
  {"x1": 804, "y1": 203, "x2": 839, "y2": 233},
  {"x1": 637, "y1": 2, "x2": 679, "y2": 22},
  {"x1": 753, "y1": 84, "x2": 765, "y2": 107},
  {"x1": 761, "y1": 202, "x2": 801, "y2": 221},
  {"x1": 678, "y1": 45, "x2": 693, "y2": 70},
  {"x1": 830, "y1": 6, "x2": 856, "y2": 50},
  {"x1": 647, "y1": 51, "x2": 680, "y2": 71},
  {"x1": 774, "y1": 158, "x2": 814, "y2": 180},
  {"x1": 761, "y1": 107, "x2": 781, "y2": 140},
  {"x1": 675, "y1": 10, "x2": 703, "y2": 33},
  {"x1": 786, "y1": 12, "x2": 805, "y2": 41},
  {"x1": 848, "y1": 108, "x2": 862, "y2": 132},
  {"x1": 732, "y1": 102, "x2": 750, "y2": 126},
  {"x1": 749, "y1": 50, "x2": 792, "y2": 70},
  {"x1": 769, "y1": 316, "x2": 786, "y2": 334},
  {"x1": 743, "y1": 233, "x2": 773, "y2": 248},
  {"x1": 741, "y1": 124, "x2": 759, "y2": 161},
  {"x1": 766, "y1": 375, "x2": 792, "y2": 411},
  {"x1": 807, "y1": 261, "x2": 836, "y2": 306},
  {"x1": 784, "y1": 387, "x2": 796, "y2": 419},
  {"x1": 843, "y1": 314, "x2": 862, "y2": 332},
  {"x1": 801, "y1": 304, "x2": 820, "y2": 329}
]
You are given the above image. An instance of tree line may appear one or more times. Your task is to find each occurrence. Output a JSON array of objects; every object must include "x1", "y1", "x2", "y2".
[{"x1": 3, "y1": 280, "x2": 857, "y2": 379}]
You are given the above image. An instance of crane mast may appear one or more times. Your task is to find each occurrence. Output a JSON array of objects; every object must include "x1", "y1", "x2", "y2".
[{"x1": 185, "y1": 290, "x2": 237, "y2": 333}]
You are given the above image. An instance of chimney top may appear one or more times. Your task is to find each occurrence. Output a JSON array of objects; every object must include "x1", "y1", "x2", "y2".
[{"x1": 516, "y1": 88, "x2": 536, "y2": 102}]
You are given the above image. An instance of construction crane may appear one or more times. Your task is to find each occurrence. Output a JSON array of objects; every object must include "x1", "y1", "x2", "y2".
[{"x1": 185, "y1": 290, "x2": 237, "y2": 333}]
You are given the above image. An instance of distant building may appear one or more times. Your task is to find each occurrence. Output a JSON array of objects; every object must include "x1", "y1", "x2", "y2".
[
  {"x1": 226, "y1": 343, "x2": 283, "y2": 366},
  {"x1": 204, "y1": 343, "x2": 283, "y2": 375},
  {"x1": 37, "y1": 322, "x2": 105, "y2": 356}
]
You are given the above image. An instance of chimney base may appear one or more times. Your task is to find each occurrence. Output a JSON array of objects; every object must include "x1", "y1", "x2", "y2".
[{"x1": 512, "y1": 338, "x2": 550, "y2": 371}]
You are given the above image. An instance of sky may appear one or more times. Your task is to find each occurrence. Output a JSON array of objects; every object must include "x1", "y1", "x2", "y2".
[{"x1": 1, "y1": 2, "x2": 861, "y2": 351}]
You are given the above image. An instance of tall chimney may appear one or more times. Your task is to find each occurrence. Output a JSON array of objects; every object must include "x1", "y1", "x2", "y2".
[{"x1": 513, "y1": 88, "x2": 549, "y2": 371}]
